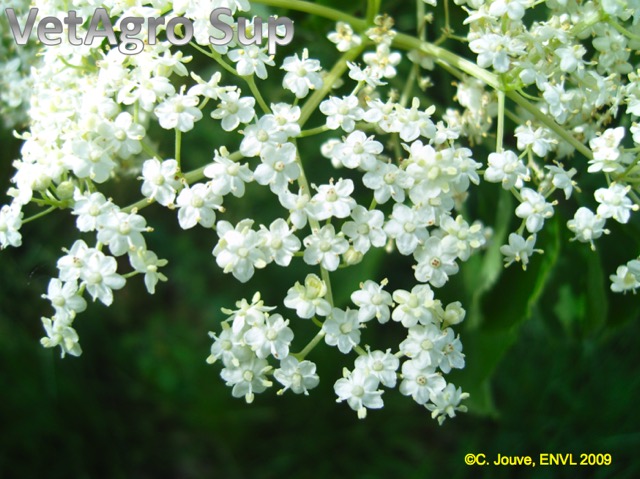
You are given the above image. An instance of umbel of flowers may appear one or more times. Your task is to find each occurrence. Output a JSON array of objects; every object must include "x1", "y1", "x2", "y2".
[{"x1": 1, "y1": 0, "x2": 639, "y2": 421}]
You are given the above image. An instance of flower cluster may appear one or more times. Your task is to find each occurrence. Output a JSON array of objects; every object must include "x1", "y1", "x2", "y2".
[{"x1": 1, "y1": 0, "x2": 640, "y2": 421}]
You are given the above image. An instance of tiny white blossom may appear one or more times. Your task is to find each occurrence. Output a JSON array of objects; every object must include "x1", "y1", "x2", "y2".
[
  {"x1": 281, "y1": 48, "x2": 323, "y2": 98},
  {"x1": 176, "y1": 183, "x2": 223, "y2": 229},
  {"x1": 484, "y1": 150, "x2": 529, "y2": 190},
  {"x1": 0, "y1": 203, "x2": 23, "y2": 249},
  {"x1": 323, "y1": 308, "x2": 361, "y2": 354},
  {"x1": 399, "y1": 360, "x2": 446, "y2": 405},
  {"x1": 274, "y1": 356, "x2": 320, "y2": 395},
  {"x1": 610, "y1": 260, "x2": 640, "y2": 293},
  {"x1": 211, "y1": 89, "x2": 256, "y2": 131},
  {"x1": 244, "y1": 313, "x2": 294, "y2": 359},
  {"x1": 354, "y1": 349, "x2": 399, "y2": 388},
  {"x1": 515, "y1": 188, "x2": 554, "y2": 233},
  {"x1": 351, "y1": 279, "x2": 393, "y2": 323},
  {"x1": 334, "y1": 367, "x2": 383, "y2": 419},
  {"x1": 500, "y1": 233, "x2": 541, "y2": 270},
  {"x1": 595, "y1": 184, "x2": 637, "y2": 224},
  {"x1": 303, "y1": 225, "x2": 349, "y2": 271},
  {"x1": 567, "y1": 207, "x2": 609, "y2": 250},
  {"x1": 140, "y1": 159, "x2": 182, "y2": 206},
  {"x1": 284, "y1": 274, "x2": 332, "y2": 319},
  {"x1": 327, "y1": 22, "x2": 362, "y2": 52},
  {"x1": 426, "y1": 384, "x2": 469, "y2": 425}
]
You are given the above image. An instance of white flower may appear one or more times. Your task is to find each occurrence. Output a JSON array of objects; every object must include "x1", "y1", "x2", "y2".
[
  {"x1": 222, "y1": 292, "x2": 276, "y2": 334},
  {"x1": 426, "y1": 384, "x2": 469, "y2": 425},
  {"x1": 79, "y1": 249, "x2": 126, "y2": 306},
  {"x1": 319, "y1": 95, "x2": 364, "y2": 132},
  {"x1": 302, "y1": 225, "x2": 349, "y2": 271},
  {"x1": 323, "y1": 307, "x2": 361, "y2": 354},
  {"x1": 327, "y1": 22, "x2": 362, "y2": 52},
  {"x1": 399, "y1": 324, "x2": 446, "y2": 368},
  {"x1": 227, "y1": 45, "x2": 275, "y2": 79},
  {"x1": 220, "y1": 357, "x2": 273, "y2": 403},
  {"x1": 240, "y1": 115, "x2": 288, "y2": 157},
  {"x1": 354, "y1": 349, "x2": 399, "y2": 387},
  {"x1": 567, "y1": 207, "x2": 609, "y2": 250},
  {"x1": 97, "y1": 210, "x2": 149, "y2": 257},
  {"x1": 334, "y1": 367, "x2": 383, "y2": 419},
  {"x1": 211, "y1": 89, "x2": 256, "y2": 131},
  {"x1": 515, "y1": 188, "x2": 554, "y2": 233},
  {"x1": 362, "y1": 162, "x2": 412, "y2": 204},
  {"x1": 213, "y1": 219, "x2": 269, "y2": 283},
  {"x1": 308, "y1": 179, "x2": 356, "y2": 221},
  {"x1": 274, "y1": 356, "x2": 320, "y2": 395},
  {"x1": 206, "y1": 326, "x2": 248, "y2": 366},
  {"x1": 351, "y1": 279, "x2": 393, "y2": 323},
  {"x1": 140, "y1": 158, "x2": 182, "y2": 206},
  {"x1": 500, "y1": 233, "x2": 541, "y2": 270},
  {"x1": 203, "y1": 148, "x2": 253, "y2": 198},
  {"x1": 610, "y1": 260, "x2": 640, "y2": 293},
  {"x1": 129, "y1": 248, "x2": 168, "y2": 294},
  {"x1": 253, "y1": 142, "x2": 300, "y2": 194},
  {"x1": 278, "y1": 188, "x2": 311, "y2": 229},
  {"x1": 589, "y1": 127, "x2": 626, "y2": 173},
  {"x1": 271, "y1": 103, "x2": 302, "y2": 138},
  {"x1": 394, "y1": 99, "x2": 436, "y2": 142},
  {"x1": 332, "y1": 130, "x2": 383, "y2": 170},
  {"x1": 392, "y1": 284, "x2": 438, "y2": 328},
  {"x1": 488, "y1": 0, "x2": 532, "y2": 20},
  {"x1": 284, "y1": 274, "x2": 332, "y2": 319},
  {"x1": 469, "y1": 33, "x2": 511, "y2": 73},
  {"x1": 188, "y1": 71, "x2": 226, "y2": 99},
  {"x1": 57, "y1": 240, "x2": 91, "y2": 283},
  {"x1": 363, "y1": 43, "x2": 402, "y2": 79},
  {"x1": 384, "y1": 203, "x2": 430, "y2": 256},
  {"x1": 545, "y1": 164, "x2": 576, "y2": 200},
  {"x1": 40, "y1": 316, "x2": 82, "y2": 358},
  {"x1": 244, "y1": 313, "x2": 294, "y2": 359},
  {"x1": 66, "y1": 138, "x2": 116, "y2": 183},
  {"x1": 0, "y1": 203, "x2": 23, "y2": 249},
  {"x1": 399, "y1": 360, "x2": 446, "y2": 405},
  {"x1": 439, "y1": 215, "x2": 486, "y2": 261},
  {"x1": 514, "y1": 123, "x2": 556, "y2": 157},
  {"x1": 484, "y1": 150, "x2": 529, "y2": 190},
  {"x1": 176, "y1": 183, "x2": 223, "y2": 229},
  {"x1": 595, "y1": 184, "x2": 637, "y2": 224},
  {"x1": 342, "y1": 206, "x2": 387, "y2": 254},
  {"x1": 439, "y1": 328, "x2": 465, "y2": 373},
  {"x1": 42, "y1": 279, "x2": 87, "y2": 322},
  {"x1": 414, "y1": 235, "x2": 460, "y2": 287},
  {"x1": 281, "y1": 48, "x2": 323, "y2": 98},
  {"x1": 259, "y1": 218, "x2": 301, "y2": 267},
  {"x1": 154, "y1": 90, "x2": 202, "y2": 132}
]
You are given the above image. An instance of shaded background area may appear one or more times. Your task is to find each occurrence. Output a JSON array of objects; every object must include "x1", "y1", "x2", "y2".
[{"x1": 2, "y1": 1, "x2": 640, "y2": 477}]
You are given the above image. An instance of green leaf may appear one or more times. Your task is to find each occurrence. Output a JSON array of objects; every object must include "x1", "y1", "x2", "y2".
[
  {"x1": 463, "y1": 188, "x2": 513, "y2": 330},
  {"x1": 456, "y1": 216, "x2": 561, "y2": 416}
]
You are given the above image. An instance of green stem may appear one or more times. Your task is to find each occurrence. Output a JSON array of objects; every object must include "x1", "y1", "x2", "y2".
[
  {"x1": 607, "y1": 17, "x2": 640, "y2": 42},
  {"x1": 294, "y1": 329, "x2": 326, "y2": 361},
  {"x1": 366, "y1": 0, "x2": 381, "y2": 25},
  {"x1": 251, "y1": 0, "x2": 366, "y2": 30},
  {"x1": 496, "y1": 89, "x2": 505, "y2": 153},
  {"x1": 299, "y1": 45, "x2": 366, "y2": 128},
  {"x1": 22, "y1": 206, "x2": 57, "y2": 224},
  {"x1": 175, "y1": 129, "x2": 182, "y2": 168},
  {"x1": 245, "y1": 75, "x2": 271, "y2": 114},
  {"x1": 298, "y1": 124, "x2": 330, "y2": 138}
]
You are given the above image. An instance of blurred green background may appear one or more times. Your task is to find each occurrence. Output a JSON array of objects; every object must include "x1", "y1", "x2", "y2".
[{"x1": 2, "y1": 1, "x2": 640, "y2": 477}]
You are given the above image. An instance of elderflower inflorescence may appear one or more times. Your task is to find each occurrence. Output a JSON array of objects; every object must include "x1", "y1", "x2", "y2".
[{"x1": 2, "y1": 0, "x2": 640, "y2": 421}]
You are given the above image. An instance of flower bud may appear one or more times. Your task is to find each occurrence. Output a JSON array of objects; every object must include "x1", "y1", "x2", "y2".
[
  {"x1": 56, "y1": 181, "x2": 75, "y2": 201},
  {"x1": 343, "y1": 246, "x2": 363, "y2": 266}
]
